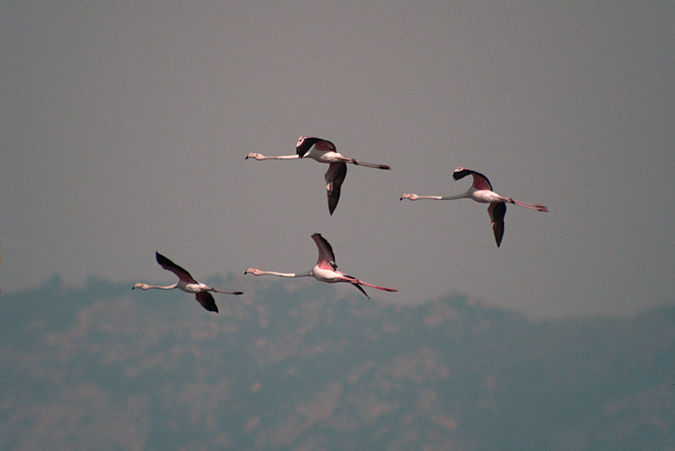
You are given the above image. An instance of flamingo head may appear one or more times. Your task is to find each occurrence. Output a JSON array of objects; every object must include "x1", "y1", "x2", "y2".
[
  {"x1": 400, "y1": 193, "x2": 419, "y2": 201},
  {"x1": 244, "y1": 268, "x2": 262, "y2": 276}
]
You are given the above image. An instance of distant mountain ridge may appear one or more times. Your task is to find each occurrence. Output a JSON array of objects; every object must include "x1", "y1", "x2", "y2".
[{"x1": 1, "y1": 276, "x2": 673, "y2": 450}]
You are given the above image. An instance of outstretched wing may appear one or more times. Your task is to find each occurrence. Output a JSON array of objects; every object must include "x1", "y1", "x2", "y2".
[
  {"x1": 488, "y1": 202, "x2": 507, "y2": 247},
  {"x1": 156, "y1": 252, "x2": 197, "y2": 283},
  {"x1": 453, "y1": 167, "x2": 493, "y2": 191},
  {"x1": 296, "y1": 136, "x2": 336, "y2": 157},
  {"x1": 195, "y1": 292, "x2": 219, "y2": 313},
  {"x1": 324, "y1": 163, "x2": 347, "y2": 215},
  {"x1": 311, "y1": 233, "x2": 338, "y2": 270}
]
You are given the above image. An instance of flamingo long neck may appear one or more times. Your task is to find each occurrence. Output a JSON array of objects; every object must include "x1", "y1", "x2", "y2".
[
  {"x1": 257, "y1": 270, "x2": 311, "y2": 278},
  {"x1": 439, "y1": 191, "x2": 471, "y2": 200},
  {"x1": 259, "y1": 154, "x2": 300, "y2": 160},
  {"x1": 143, "y1": 283, "x2": 178, "y2": 290}
]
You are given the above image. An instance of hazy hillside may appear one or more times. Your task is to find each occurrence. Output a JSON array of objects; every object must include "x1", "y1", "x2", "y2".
[{"x1": 1, "y1": 276, "x2": 674, "y2": 450}]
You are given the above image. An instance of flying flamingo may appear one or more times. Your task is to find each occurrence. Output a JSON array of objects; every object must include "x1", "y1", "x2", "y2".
[
  {"x1": 133, "y1": 252, "x2": 243, "y2": 313},
  {"x1": 400, "y1": 167, "x2": 548, "y2": 247},
  {"x1": 246, "y1": 136, "x2": 391, "y2": 215},
  {"x1": 244, "y1": 233, "x2": 397, "y2": 299}
]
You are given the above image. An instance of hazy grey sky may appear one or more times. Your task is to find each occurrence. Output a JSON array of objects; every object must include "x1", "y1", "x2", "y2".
[{"x1": 2, "y1": 1, "x2": 674, "y2": 318}]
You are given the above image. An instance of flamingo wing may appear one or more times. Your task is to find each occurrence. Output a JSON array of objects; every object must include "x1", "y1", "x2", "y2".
[
  {"x1": 487, "y1": 202, "x2": 507, "y2": 247},
  {"x1": 195, "y1": 291, "x2": 219, "y2": 313},
  {"x1": 296, "y1": 136, "x2": 336, "y2": 157},
  {"x1": 156, "y1": 252, "x2": 197, "y2": 283},
  {"x1": 453, "y1": 167, "x2": 493, "y2": 191},
  {"x1": 324, "y1": 162, "x2": 347, "y2": 215},
  {"x1": 311, "y1": 233, "x2": 338, "y2": 270}
]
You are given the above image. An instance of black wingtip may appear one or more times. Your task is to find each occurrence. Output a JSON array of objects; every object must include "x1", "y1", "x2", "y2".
[
  {"x1": 155, "y1": 252, "x2": 167, "y2": 264},
  {"x1": 452, "y1": 167, "x2": 474, "y2": 181}
]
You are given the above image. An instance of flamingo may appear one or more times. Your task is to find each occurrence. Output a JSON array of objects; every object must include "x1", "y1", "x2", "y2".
[
  {"x1": 133, "y1": 252, "x2": 243, "y2": 313},
  {"x1": 400, "y1": 167, "x2": 548, "y2": 247},
  {"x1": 246, "y1": 136, "x2": 391, "y2": 214},
  {"x1": 244, "y1": 233, "x2": 397, "y2": 299}
]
